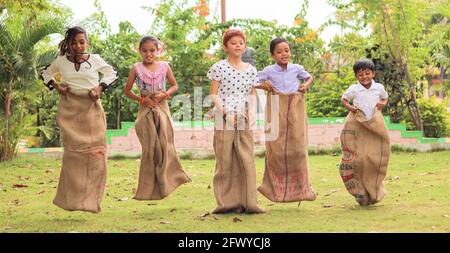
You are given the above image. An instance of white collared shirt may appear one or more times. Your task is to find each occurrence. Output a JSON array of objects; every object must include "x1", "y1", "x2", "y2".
[{"x1": 342, "y1": 80, "x2": 388, "y2": 119}]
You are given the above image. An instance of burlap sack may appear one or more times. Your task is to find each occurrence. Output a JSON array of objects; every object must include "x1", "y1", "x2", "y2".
[
  {"x1": 258, "y1": 92, "x2": 316, "y2": 202},
  {"x1": 212, "y1": 116, "x2": 265, "y2": 213},
  {"x1": 133, "y1": 97, "x2": 191, "y2": 200},
  {"x1": 53, "y1": 93, "x2": 107, "y2": 213},
  {"x1": 339, "y1": 110, "x2": 390, "y2": 206}
]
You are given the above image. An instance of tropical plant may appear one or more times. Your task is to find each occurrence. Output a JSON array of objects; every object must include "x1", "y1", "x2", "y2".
[{"x1": 0, "y1": 16, "x2": 63, "y2": 160}]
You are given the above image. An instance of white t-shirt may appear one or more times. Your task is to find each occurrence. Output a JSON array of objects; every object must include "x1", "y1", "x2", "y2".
[
  {"x1": 40, "y1": 54, "x2": 118, "y2": 95},
  {"x1": 207, "y1": 59, "x2": 258, "y2": 114},
  {"x1": 341, "y1": 80, "x2": 388, "y2": 119}
]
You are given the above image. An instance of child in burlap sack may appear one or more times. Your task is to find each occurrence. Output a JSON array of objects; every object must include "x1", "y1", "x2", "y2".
[
  {"x1": 124, "y1": 36, "x2": 191, "y2": 201},
  {"x1": 255, "y1": 38, "x2": 316, "y2": 204},
  {"x1": 340, "y1": 58, "x2": 390, "y2": 206},
  {"x1": 207, "y1": 29, "x2": 265, "y2": 214},
  {"x1": 40, "y1": 26, "x2": 118, "y2": 213}
]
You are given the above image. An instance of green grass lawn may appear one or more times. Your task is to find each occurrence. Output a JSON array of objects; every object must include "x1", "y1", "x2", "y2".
[{"x1": 1, "y1": 151, "x2": 449, "y2": 232}]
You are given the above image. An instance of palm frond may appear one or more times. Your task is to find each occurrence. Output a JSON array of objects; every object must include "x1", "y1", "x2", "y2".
[
  {"x1": 17, "y1": 17, "x2": 65, "y2": 53},
  {"x1": 0, "y1": 18, "x2": 15, "y2": 52},
  {"x1": 36, "y1": 49, "x2": 58, "y2": 68}
]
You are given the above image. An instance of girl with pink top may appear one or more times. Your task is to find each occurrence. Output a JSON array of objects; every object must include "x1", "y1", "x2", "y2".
[{"x1": 124, "y1": 36, "x2": 191, "y2": 201}]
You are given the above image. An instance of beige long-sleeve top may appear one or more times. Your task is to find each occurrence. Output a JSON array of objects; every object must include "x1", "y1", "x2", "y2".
[{"x1": 40, "y1": 54, "x2": 118, "y2": 95}]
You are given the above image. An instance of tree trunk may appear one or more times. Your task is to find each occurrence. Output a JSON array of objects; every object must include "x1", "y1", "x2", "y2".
[
  {"x1": 404, "y1": 66, "x2": 423, "y2": 131},
  {"x1": 116, "y1": 98, "x2": 121, "y2": 129},
  {"x1": 380, "y1": 1, "x2": 423, "y2": 131},
  {"x1": 2, "y1": 81, "x2": 13, "y2": 161}
]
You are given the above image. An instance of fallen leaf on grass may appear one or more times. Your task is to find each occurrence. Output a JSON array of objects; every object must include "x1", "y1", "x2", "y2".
[
  {"x1": 198, "y1": 212, "x2": 210, "y2": 221},
  {"x1": 45, "y1": 169, "x2": 54, "y2": 174},
  {"x1": 147, "y1": 203, "x2": 157, "y2": 206},
  {"x1": 37, "y1": 191, "x2": 46, "y2": 195},
  {"x1": 324, "y1": 189, "x2": 339, "y2": 196},
  {"x1": 212, "y1": 215, "x2": 219, "y2": 220},
  {"x1": 322, "y1": 203, "x2": 334, "y2": 208},
  {"x1": 418, "y1": 172, "x2": 435, "y2": 176},
  {"x1": 13, "y1": 184, "x2": 28, "y2": 188},
  {"x1": 160, "y1": 221, "x2": 171, "y2": 225},
  {"x1": 443, "y1": 215, "x2": 449, "y2": 218},
  {"x1": 232, "y1": 217, "x2": 242, "y2": 223},
  {"x1": 11, "y1": 199, "x2": 21, "y2": 205},
  {"x1": 267, "y1": 204, "x2": 274, "y2": 206},
  {"x1": 200, "y1": 212, "x2": 210, "y2": 218},
  {"x1": 170, "y1": 208, "x2": 177, "y2": 213},
  {"x1": 117, "y1": 197, "x2": 129, "y2": 202},
  {"x1": 207, "y1": 185, "x2": 211, "y2": 189}
]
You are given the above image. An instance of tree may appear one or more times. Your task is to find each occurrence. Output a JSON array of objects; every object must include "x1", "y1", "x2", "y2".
[
  {"x1": 327, "y1": 0, "x2": 449, "y2": 130},
  {"x1": 90, "y1": 21, "x2": 142, "y2": 129},
  {"x1": 0, "y1": 11, "x2": 64, "y2": 160}
]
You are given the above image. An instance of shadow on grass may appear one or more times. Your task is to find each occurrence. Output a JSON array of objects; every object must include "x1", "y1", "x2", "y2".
[{"x1": 349, "y1": 204, "x2": 385, "y2": 211}]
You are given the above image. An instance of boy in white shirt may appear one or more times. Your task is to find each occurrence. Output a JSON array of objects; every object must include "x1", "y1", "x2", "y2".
[
  {"x1": 338, "y1": 58, "x2": 391, "y2": 206},
  {"x1": 341, "y1": 58, "x2": 388, "y2": 119}
]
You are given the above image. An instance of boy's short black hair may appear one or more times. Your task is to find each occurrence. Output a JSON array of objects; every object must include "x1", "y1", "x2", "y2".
[
  {"x1": 353, "y1": 58, "x2": 375, "y2": 74},
  {"x1": 270, "y1": 38, "x2": 290, "y2": 55}
]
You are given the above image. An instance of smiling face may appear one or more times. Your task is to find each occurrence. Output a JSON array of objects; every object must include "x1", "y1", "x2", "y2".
[
  {"x1": 139, "y1": 41, "x2": 159, "y2": 64},
  {"x1": 223, "y1": 35, "x2": 246, "y2": 58},
  {"x1": 272, "y1": 42, "x2": 291, "y2": 66},
  {"x1": 355, "y1": 68, "x2": 375, "y2": 88},
  {"x1": 70, "y1": 32, "x2": 88, "y2": 56}
]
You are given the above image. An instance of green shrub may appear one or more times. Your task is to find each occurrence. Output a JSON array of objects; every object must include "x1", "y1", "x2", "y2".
[
  {"x1": 306, "y1": 71, "x2": 354, "y2": 118},
  {"x1": 405, "y1": 97, "x2": 449, "y2": 137}
]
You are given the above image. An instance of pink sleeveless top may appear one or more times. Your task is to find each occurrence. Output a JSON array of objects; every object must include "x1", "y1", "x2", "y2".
[{"x1": 134, "y1": 61, "x2": 169, "y2": 94}]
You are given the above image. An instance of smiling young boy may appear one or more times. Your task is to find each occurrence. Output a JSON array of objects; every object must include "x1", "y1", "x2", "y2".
[
  {"x1": 341, "y1": 58, "x2": 388, "y2": 120},
  {"x1": 338, "y1": 58, "x2": 391, "y2": 206}
]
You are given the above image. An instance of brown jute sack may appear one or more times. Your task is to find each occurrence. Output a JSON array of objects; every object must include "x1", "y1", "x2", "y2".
[
  {"x1": 53, "y1": 93, "x2": 107, "y2": 213},
  {"x1": 133, "y1": 98, "x2": 191, "y2": 200},
  {"x1": 339, "y1": 110, "x2": 390, "y2": 206},
  {"x1": 212, "y1": 116, "x2": 265, "y2": 214},
  {"x1": 258, "y1": 92, "x2": 316, "y2": 202}
]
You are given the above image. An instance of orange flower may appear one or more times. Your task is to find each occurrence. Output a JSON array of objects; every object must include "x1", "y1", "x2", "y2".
[
  {"x1": 321, "y1": 53, "x2": 332, "y2": 60},
  {"x1": 295, "y1": 37, "x2": 305, "y2": 43},
  {"x1": 199, "y1": 24, "x2": 209, "y2": 31},
  {"x1": 305, "y1": 31, "x2": 317, "y2": 41},
  {"x1": 198, "y1": 0, "x2": 209, "y2": 17},
  {"x1": 294, "y1": 18, "x2": 303, "y2": 26}
]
